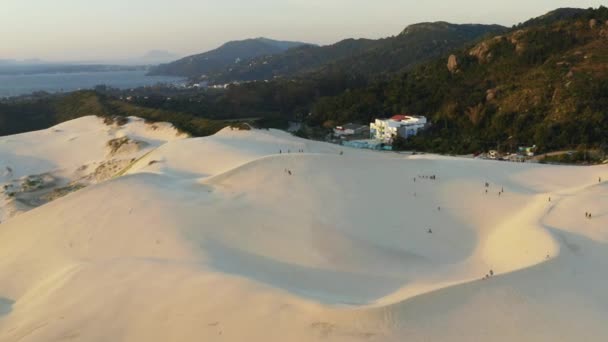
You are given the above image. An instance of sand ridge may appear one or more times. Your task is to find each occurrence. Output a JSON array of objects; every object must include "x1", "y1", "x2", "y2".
[{"x1": 0, "y1": 118, "x2": 606, "y2": 341}]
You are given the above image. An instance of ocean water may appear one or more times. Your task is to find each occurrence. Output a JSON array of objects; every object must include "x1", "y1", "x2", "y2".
[{"x1": 0, "y1": 70, "x2": 184, "y2": 98}]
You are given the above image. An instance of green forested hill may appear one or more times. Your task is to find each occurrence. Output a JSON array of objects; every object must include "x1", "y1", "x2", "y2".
[
  {"x1": 208, "y1": 22, "x2": 505, "y2": 82},
  {"x1": 310, "y1": 7, "x2": 608, "y2": 153},
  {"x1": 0, "y1": 92, "x2": 228, "y2": 137}
]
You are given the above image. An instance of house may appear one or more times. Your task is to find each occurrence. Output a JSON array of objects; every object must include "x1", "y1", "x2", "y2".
[
  {"x1": 192, "y1": 81, "x2": 208, "y2": 88},
  {"x1": 518, "y1": 145, "x2": 537, "y2": 157},
  {"x1": 370, "y1": 115, "x2": 427, "y2": 143},
  {"x1": 334, "y1": 123, "x2": 369, "y2": 137},
  {"x1": 488, "y1": 150, "x2": 500, "y2": 159}
]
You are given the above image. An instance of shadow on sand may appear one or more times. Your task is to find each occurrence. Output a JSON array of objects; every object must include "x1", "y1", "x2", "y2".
[{"x1": 0, "y1": 297, "x2": 13, "y2": 317}]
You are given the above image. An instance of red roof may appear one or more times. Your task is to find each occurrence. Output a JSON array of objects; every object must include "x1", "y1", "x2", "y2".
[{"x1": 391, "y1": 115, "x2": 411, "y2": 121}]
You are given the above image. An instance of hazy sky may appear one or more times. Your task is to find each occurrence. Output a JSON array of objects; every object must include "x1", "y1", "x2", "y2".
[{"x1": 2, "y1": 0, "x2": 606, "y2": 62}]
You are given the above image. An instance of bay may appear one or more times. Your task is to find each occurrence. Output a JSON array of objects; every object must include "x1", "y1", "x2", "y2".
[{"x1": 0, "y1": 70, "x2": 184, "y2": 98}]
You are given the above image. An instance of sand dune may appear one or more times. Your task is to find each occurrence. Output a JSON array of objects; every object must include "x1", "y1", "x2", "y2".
[
  {"x1": 0, "y1": 116, "x2": 185, "y2": 221},
  {"x1": 0, "y1": 118, "x2": 606, "y2": 341}
]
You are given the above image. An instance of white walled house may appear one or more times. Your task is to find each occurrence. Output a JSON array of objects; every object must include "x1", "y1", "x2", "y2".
[{"x1": 370, "y1": 115, "x2": 427, "y2": 143}]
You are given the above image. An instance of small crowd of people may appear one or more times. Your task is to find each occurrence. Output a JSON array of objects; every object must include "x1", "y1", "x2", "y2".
[
  {"x1": 483, "y1": 183, "x2": 503, "y2": 192},
  {"x1": 483, "y1": 182, "x2": 505, "y2": 196},
  {"x1": 482, "y1": 269, "x2": 494, "y2": 280},
  {"x1": 279, "y1": 148, "x2": 309, "y2": 154}
]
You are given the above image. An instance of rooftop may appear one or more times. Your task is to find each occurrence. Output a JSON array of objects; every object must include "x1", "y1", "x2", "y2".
[{"x1": 391, "y1": 115, "x2": 412, "y2": 121}]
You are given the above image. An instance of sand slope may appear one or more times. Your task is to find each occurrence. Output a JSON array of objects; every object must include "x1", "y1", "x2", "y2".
[
  {"x1": 0, "y1": 120, "x2": 606, "y2": 341},
  {"x1": 0, "y1": 116, "x2": 185, "y2": 221}
]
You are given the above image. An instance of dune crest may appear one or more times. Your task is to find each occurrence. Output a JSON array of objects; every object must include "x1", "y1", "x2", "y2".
[{"x1": 0, "y1": 117, "x2": 606, "y2": 341}]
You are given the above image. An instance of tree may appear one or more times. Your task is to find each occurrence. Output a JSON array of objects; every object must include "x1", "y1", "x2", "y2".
[{"x1": 392, "y1": 135, "x2": 409, "y2": 151}]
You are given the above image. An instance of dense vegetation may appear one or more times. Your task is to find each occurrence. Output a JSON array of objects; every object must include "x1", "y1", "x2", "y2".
[
  {"x1": 309, "y1": 7, "x2": 608, "y2": 154},
  {"x1": 0, "y1": 72, "x2": 368, "y2": 137},
  {"x1": 130, "y1": 72, "x2": 368, "y2": 121},
  {"x1": 0, "y1": 91, "x2": 228, "y2": 137}
]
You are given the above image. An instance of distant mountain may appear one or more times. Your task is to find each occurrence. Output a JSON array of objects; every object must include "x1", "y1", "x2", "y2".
[
  {"x1": 191, "y1": 22, "x2": 505, "y2": 83},
  {"x1": 148, "y1": 38, "x2": 313, "y2": 78},
  {"x1": 315, "y1": 22, "x2": 507, "y2": 77},
  {"x1": 207, "y1": 38, "x2": 381, "y2": 82}
]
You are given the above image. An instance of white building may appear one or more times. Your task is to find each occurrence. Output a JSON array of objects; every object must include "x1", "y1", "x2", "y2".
[{"x1": 370, "y1": 115, "x2": 427, "y2": 143}]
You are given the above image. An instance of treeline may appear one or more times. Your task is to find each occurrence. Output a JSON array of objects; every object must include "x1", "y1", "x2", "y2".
[
  {"x1": 0, "y1": 91, "x2": 229, "y2": 137},
  {"x1": 128, "y1": 72, "x2": 370, "y2": 122}
]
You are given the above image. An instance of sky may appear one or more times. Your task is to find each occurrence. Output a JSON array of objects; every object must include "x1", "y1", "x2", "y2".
[{"x1": 1, "y1": 0, "x2": 606, "y2": 62}]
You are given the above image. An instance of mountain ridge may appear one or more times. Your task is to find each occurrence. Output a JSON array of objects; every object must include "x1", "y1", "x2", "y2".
[
  {"x1": 207, "y1": 22, "x2": 506, "y2": 83},
  {"x1": 148, "y1": 37, "x2": 313, "y2": 78}
]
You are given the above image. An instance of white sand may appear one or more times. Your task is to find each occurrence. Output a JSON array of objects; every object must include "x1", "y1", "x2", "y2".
[
  {"x1": 0, "y1": 116, "x2": 185, "y2": 221},
  {"x1": 0, "y1": 117, "x2": 606, "y2": 341}
]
